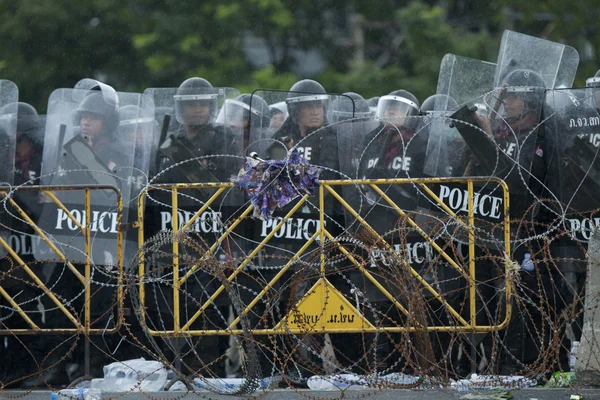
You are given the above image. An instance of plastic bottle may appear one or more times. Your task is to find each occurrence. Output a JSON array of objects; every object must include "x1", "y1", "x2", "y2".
[
  {"x1": 452, "y1": 379, "x2": 471, "y2": 392},
  {"x1": 521, "y1": 253, "x2": 534, "y2": 272},
  {"x1": 50, "y1": 388, "x2": 101, "y2": 400},
  {"x1": 570, "y1": 341, "x2": 580, "y2": 383}
]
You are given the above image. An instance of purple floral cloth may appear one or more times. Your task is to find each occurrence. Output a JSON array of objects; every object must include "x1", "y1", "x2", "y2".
[{"x1": 231, "y1": 150, "x2": 322, "y2": 219}]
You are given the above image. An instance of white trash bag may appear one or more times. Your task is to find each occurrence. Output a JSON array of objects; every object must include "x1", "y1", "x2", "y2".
[{"x1": 101, "y1": 358, "x2": 168, "y2": 392}]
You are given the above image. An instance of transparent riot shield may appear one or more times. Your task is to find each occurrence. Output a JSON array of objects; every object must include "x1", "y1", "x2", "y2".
[
  {"x1": 545, "y1": 88, "x2": 600, "y2": 223},
  {"x1": 543, "y1": 87, "x2": 598, "y2": 350},
  {"x1": 495, "y1": 30, "x2": 579, "y2": 90},
  {"x1": 334, "y1": 110, "x2": 466, "y2": 332},
  {"x1": 438, "y1": 54, "x2": 497, "y2": 110},
  {"x1": 29, "y1": 86, "x2": 146, "y2": 331},
  {"x1": 117, "y1": 94, "x2": 155, "y2": 269},
  {"x1": 424, "y1": 55, "x2": 496, "y2": 178},
  {"x1": 0, "y1": 80, "x2": 18, "y2": 258},
  {"x1": 448, "y1": 30, "x2": 576, "y2": 216},
  {"x1": 8, "y1": 110, "x2": 46, "y2": 261},
  {"x1": 140, "y1": 86, "x2": 246, "y2": 336},
  {"x1": 224, "y1": 89, "x2": 346, "y2": 335},
  {"x1": 34, "y1": 87, "x2": 141, "y2": 265}
]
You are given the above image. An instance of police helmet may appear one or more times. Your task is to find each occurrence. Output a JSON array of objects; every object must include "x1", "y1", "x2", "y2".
[
  {"x1": 285, "y1": 79, "x2": 330, "y2": 124},
  {"x1": 421, "y1": 94, "x2": 459, "y2": 115},
  {"x1": 174, "y1": 77, "x2": 219, "y2": 125},
  {"x1": 330, "y1": 92, "x2": 372, "y2": 122},
  {"x1": 73, "y1": 84, "x2": 119, "y2": 134},
  {"x1": 586, "y1": 69, "x2": 600, "y2": 88},
  {"x1": 499, "y1": 69, "x2": 546, "y2": 116},
  {"x1": 119, "y1": 105, "x2": 154, "y2": 137},
  {"x1": 376, "y1": 89, "x2": 420, "y2": 129}
]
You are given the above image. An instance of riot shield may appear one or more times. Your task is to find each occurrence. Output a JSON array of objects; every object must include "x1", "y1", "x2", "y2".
[
  {"x1": 544, "y1": 88, "x2": 600, "y2": 219},
  {"x1": 334, "y1": 110, "x2": 467, "y2": 331},
  {"x1": 437, "y1": 54, "x2": 497, "y2": 110},
  {"x1": 448, "y1": 30, "x2": 578, "y2": 215},
  {"x1": 8, "y1": 110, "x2": 46, "y2": 261},
  {"x1": 34, "y1": 87, "x2": 145, "y2": 265},
  {"x1": 117, "y1": 95, "x2": 155, "y2": 269},
  {"x1": 424, "y1": 55, "x2": 496, "y2": 178},
  {"x1": 0, "y1": 80, "x2": 18, "y2": 258},
  {"x1": 495, "y1": 30, "x2": 579, "y2": 90},
  {"x1": 140, "y1": 86, "x2": 246, "y2": 335},
  {"x1": 229, "y1": 89, "x2": 346, "y2": 331}
]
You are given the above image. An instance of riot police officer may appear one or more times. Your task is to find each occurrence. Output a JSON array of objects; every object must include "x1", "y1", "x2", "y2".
[
  {"x1": 149, "y1": 78, "x2": 241, "y2": 378},
  {"x1": 218, "y1": 93, "x2": 271, "y2": 152},
  {"x1": 342, "y1": 89, "x2": 428, "y2": 374},
  {"x1": 271, "y1": 79, "x2": 340, "y2": 177},
  {"x1": 156, "y1": 77, "x2": 236, "y2": 184},
  {"x1": 452, "y1": 69, "x2": 549, "y2": 374},
  {"x1": 0, "y1": 102, "x2": 59, "y2": 388},
  {"x1": 359, "y1": 89, "x2": 425, "y2": 210},
  {"x1": 269, "y1": 106, "x2": 286, "y2": 132},
  {"x1": 13, "y1": 103, "x2": 43, "y2": 184}
]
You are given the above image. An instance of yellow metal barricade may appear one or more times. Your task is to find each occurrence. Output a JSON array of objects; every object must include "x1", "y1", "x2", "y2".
[
  {"x1": 137, "y1": 177, "x2": 512, "y2": 337},
  {"x1": 0, "y1": 184, "x2": 124, "y2": 335}
]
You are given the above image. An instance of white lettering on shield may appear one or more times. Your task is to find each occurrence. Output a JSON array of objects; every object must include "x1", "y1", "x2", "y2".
[
  {"x1": 297, "y1": 147, "x2": 312, "y2": 161},
  {"x1": 160, "y1": 211, "x2": 223, "y2": 233},
  {"x1": 568, "y1": 217, "x2": 600, "y2": 240},
  {"x1": 438, "y1": 185, "x2": 503, "y2": 220},
  {"x1": 366, "y1": 157, "x2": 411, "y2": 171},
  {"x1": 55, "y1": 209, "x2": 119, "y2": 233},
  {"x1": 260, "y1": 217, "x2": 324, "y2": 240}
]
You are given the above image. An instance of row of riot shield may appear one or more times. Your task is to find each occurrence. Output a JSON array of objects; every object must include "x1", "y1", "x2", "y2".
[
  {"x1": 0, "y1": 28, "x2": 594, "y2": 336},
  {"x1": 0, "y1": 80, "x2": 18, "y2": 259}
]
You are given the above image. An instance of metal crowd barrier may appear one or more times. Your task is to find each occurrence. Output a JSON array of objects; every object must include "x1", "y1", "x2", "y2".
[
  {"x1": 136, "y1": 177, "x2": 512, "y2": 337},
  {"x1": 0, "y1": 185, "x2": 124, "y2": 335}
]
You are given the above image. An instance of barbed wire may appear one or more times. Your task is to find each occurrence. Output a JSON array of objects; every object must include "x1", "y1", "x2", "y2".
[{"x1": 0, "y1": 98, "x2": 598, "y2": 399}]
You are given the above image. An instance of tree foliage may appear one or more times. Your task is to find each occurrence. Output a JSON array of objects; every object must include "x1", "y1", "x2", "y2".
[{"x1": 0, "y1": 0, "x2": 596, "y2": 111}]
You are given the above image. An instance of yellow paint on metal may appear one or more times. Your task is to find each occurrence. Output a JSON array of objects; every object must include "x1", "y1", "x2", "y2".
[
  {"x1": 274, "y1": 278, "x2": 375, "y2": 332},
  {"x1": 0, "y1": 185, "x2": 124, "y2": 334},
  {"x1": 137, "y1": 178, "x2": 511, "y2": 336}
]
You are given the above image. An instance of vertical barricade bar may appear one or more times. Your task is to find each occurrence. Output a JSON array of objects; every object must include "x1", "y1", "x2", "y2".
[
  {"x1": 467, "y1": 180, "x2": 476, "y2": 328},
  {"x1": 502, "y1": 181, "x2": 512, "y2": 328},
  {"x1": 138, "y1": 190, "x2": 146, "y2": 326},
  {"x1": 320, "y1": 184, "x2": 326, "y2": 276},
  {"x1": 116, "y1": 188, "x2": 124, "y2": 330},
  {"x1": 171, "y1": 187, "x2": 180, "y2": 332},
  {"x1": 84, "y1": 187, "x2": 92, "y2": 376}
]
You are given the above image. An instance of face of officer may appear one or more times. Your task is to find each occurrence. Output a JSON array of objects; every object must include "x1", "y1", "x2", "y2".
[
  {"x1": 16, "y1": 132, "x2": 33, "y2": 157},
  {"x1": 297, "y1": 101, "x2": 324, "y2": 130},
  {"x1": 383, "y1": 103, "x2": 409, "y2": 128},
  {"x1": 269, "y1": 112, "x2": 285, "y2": 130},
  {"x1": 182, "y1": 100, "x2": 212, "y2": 126},
  {"x1": 80, "y1": 112, "x2": 104, "y2": 139},
  {"x1": 500, "y1": 93, "x2": 540, "y2": 130},
  {"x1": 230, "y1": 117, "x2": 248, "y2": 136},
  {"x1": 123, "y1": 125, "x2": 149, "y2": 149},
  {"x1": 502, "y1": 94, "x2": 525, "y2": 120}
]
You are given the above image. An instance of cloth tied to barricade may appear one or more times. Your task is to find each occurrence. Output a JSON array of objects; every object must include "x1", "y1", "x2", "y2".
[{"x1": 231, "y1": 149, "x2": 322, "y2": 219}]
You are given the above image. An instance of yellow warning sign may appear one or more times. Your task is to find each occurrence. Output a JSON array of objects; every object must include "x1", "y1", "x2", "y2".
[{"x1": 275, "y1": 278, "x2": 375, "y2": 332}]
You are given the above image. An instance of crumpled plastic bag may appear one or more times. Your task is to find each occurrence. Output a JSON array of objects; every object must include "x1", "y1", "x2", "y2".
[{"x1": 101, "y1": 358, "x2": 168, "y2": 392}]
